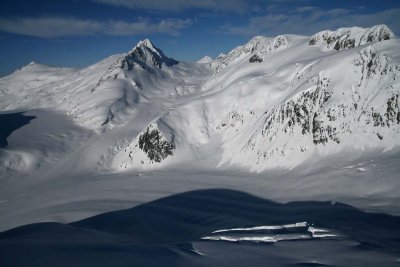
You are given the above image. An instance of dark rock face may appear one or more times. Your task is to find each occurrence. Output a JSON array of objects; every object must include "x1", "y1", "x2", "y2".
[
  {"x1": 367, "y1": 26, "x2": 392, "y2": 42},
  {"x1": 138, "y1": 127, "x2": 175, "y2": 163},
  {"x1": 355, "y1": 47, "x2": 400, "y2": 135},
  {"x1": 249, "y1": 54, "x2": 263, "y2": 63},
  {"x1": 95, "y1": 39, "x2": 176, "y2": 90},
  {"x1": 333, "y1": 38, "x2": 355, "y2": 51},
  {"x1": 122, "y1": 40, "x2": 178, "y2": 70},
  {"x1": 262, "y1": 76, "x2": 337, "y2": 145},
  {"x1": 386, "y1": 94, "x2": 400, "y2": 125},
  {"x1": 370, "y1": 94, "x2": 400, "y2": 128}
]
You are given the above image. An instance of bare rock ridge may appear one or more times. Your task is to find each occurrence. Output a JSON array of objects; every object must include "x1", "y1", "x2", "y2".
[
  {"x1": 309, "y1": 24, "x2": 394, "y2": 51},
  {"x1": 123, "y1": 39, "x2": 178, "y2": 70}
]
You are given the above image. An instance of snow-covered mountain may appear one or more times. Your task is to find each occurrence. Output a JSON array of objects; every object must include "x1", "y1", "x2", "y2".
[
  {"x1": 104, "y1": 25, "x2": 400, "y2": 172},
  {"x1": 309, "y1": 24, "x2": 394, "y2": 51},
  {"x1": 1, "y1": 25, "x2": 399, "y2": 176},
  {"x1": 2, "y1": 26, "x2": 400, "y2": 265},
  {"x1": 1, "y1": 24, "x2": 400, "y2": 235}
]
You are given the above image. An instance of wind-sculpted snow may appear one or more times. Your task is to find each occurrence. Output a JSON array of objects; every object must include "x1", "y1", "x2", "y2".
[
  {"x1": 309, "y1": 24, "x2": 394, "y2": 51},
  {"x1": 1, "y1": 189, "x2": 400, "y2": 267}
]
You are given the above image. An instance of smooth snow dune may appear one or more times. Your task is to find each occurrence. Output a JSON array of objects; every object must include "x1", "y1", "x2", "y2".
[{"x1": 0, "y1": 189, "x2": 399, "y2": 267}]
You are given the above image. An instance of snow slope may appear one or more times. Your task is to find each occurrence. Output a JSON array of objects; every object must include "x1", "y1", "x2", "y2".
[
  {"x1": 0, "y1": 25, "x2": 400, "y2": 231},
  {"x1": 107, "y1": 26, "x2": 400, "y2": 172}
]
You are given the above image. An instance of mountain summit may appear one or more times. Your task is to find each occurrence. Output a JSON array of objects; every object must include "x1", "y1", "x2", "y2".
[{"x1": 123, "y1": 38, "x2": 177, "y2": 70}]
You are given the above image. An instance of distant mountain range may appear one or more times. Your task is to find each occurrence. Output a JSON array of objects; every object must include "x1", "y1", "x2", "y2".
[{"x1": 1, "y1": 24, "x2": 399, "y2": 174}]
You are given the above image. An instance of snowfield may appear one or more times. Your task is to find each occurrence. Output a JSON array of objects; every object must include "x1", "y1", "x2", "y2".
[{"x1": 0, "y1": 24, "x2": 399, "y2": 236}]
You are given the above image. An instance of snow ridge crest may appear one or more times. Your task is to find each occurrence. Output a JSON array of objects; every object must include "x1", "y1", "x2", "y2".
[{"x1": 309, "y1": 24, "x2": 394, "y2": 51}]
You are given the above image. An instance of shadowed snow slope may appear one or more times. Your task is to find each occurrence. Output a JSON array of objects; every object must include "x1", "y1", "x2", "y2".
[
  {"x1": 0, "y1": 112, "x2": 35, "y2": 147},
  {"x1": 1, "y1": 189, "x2": 399, "y2": 267}
]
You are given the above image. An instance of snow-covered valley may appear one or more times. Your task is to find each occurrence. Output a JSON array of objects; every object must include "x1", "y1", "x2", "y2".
[{"x1": 0, "y1": 24, "x2": 400, "y2": 266}]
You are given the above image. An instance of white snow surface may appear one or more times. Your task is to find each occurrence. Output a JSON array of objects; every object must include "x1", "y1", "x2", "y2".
[{"x1": 0, "y1": 25, "x2": 400, "y2": 231}]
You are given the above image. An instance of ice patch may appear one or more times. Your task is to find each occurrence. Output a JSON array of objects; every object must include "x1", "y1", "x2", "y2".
[
  {"x1": 212, "y1": 222, "x2": 307, "y2": 233},
  {"x1": 202, "y1": 222, "x2": 337, "y2": 244},
  {"x1": 202, "y1": 234, "x2": 311, "y2": 243},
  {"x1": 307, "y1": 226, "x2": 337, "y2": 238}
]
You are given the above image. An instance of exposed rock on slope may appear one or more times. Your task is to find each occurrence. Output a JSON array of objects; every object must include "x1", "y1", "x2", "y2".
[
  {"x1": 309, "y1": 25, "x2": 394, "y2": 51},
  {"x1": 138, "y1": 126, "x2": 175, "y2": 163},
  {"x1": 112, "y1": 122, "x2": 176, "y2": 169},
  {"x1": 215, "y1": 35, "x2": 288, "y2": 72}
]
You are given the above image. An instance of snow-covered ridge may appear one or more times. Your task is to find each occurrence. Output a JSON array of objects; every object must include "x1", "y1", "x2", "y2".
[
  {"x1": 214, "y1": 35, "x2": 289, "y2": 73},
  {"x1": 196, "y1": 56, "x2": 213, "y2": 64},
  {"x1": 17, "y1": 61, "x2": 37, "y2": 72},
  {"x1": 221, "y1": 44, "x2": 400, "y2": 171},
  {"x1": 1, "y1": 24, "x2": 399, "y2": 174},
  {"x1": 100, "y1": 25, "x2": 399, "y2": 172},
  {"x1": 309, "y1": 24, "x2": 394, "y2": 51}
]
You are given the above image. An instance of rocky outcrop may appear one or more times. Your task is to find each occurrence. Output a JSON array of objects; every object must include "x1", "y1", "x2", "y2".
[
  {"x1": 138, "y1": 127, "x2": 175, "y2": 163},
  {"x1": 110, "y1": 121, "x2": 176, "y2": 170},
  {"x1": 309, "y1": 25, "x2": 394, "y2": 51},
  {"x1": 249, "y1": 54, "x2": 263, "y2": 63},
  {"x1": 261, "y1": 75, "x2": 337, "y2": 145}
]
